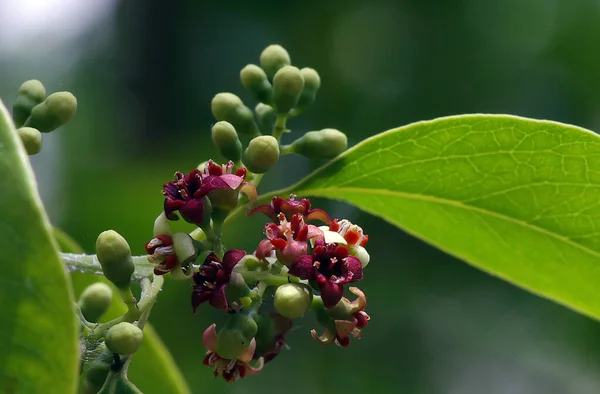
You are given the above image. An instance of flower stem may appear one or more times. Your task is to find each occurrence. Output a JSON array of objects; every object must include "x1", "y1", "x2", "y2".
[
  {"x1": 60, "y1": 252, "x2": 155, "y2": 282},
  {"x1": 272, "y1": 114, "x2": 288, "y2": 141}
]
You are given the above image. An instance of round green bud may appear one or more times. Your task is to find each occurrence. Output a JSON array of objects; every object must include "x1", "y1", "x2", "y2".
[
  {"x1": 17, "y1": 127, "x2": 42, "y2": 155},
  {"x1": 105, "y1": 322, "x2": 144, "y2": 355},
  {"x1": 260, "y1": 44, "x2": 291, "y2": 80},
  {"x1": 290, "y1": 128, "x2": 348, "y2": 159},
  {"x1": 293, "y1": 68, "x2": 321, "y2": 114},
  {"x1": 242, "y1": 135, "x2": 280, "y2": 174},
  {"x1": 274, "y1": 283, "x2": 313, "y2": 319},
  {"x1": 254, "y1": 103, "x2": 277, "y2": 131},
  {"x1": 272, "y1": 66, "x2": 305, "y2": 114},
  {"x1": 78, "y1": 282, "x2": 113, "y2": 323},
  {"x1": 240, "y1": 64, "x2": 272, "y2": 104},
  {"x1": 96, "y1": 230, "x2": 134, "y2": 289},
  {"x1": 211, "y1": 93, "x2": 260, "y2": 137},
  {"x1": 211, "y1": 121, "x2": 242, "y2": 162},
  {"x1": 216, "y1": 313, "x2": 258, "y2": 359},
  {"x1": 12, "y1": 80, "x2": 46, "y2": 128},
  {"x1": 24, "y1": 91, "x2": 77, "y2": 133}
]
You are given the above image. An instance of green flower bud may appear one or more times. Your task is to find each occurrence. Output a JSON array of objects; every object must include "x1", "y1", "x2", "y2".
[
  {"x1": 254, "y1": 103, "x2": 277, "y2": 131},
  {"x1": 17, "y1": 127, "x2": 42, "y2": 155},
  {"x1": 242, "y1": 135, "x2": 280, "y2": 174},
  {"x1": 240, "y1": 64, "x2": 272, "y2": 104},
  {"x1": 272, "y1": 66, "x2": 304, "y2": 114},
  {"x1": 252, "y1": 313, "x2": 277, "y2": 356},
  {"x1": 216, "y1": 313, "x2": 258, "y2": 359},
  {"x1": 211, "y1": 121, "x2": 242, "y2": 162},
  {"x1": 260, "y1": 44, "x2": 291, "y2": 80},
  {"x1": 290, "y1": 128, "x2": 348, "y2": 159},
  {"x1": 12, "y1": 80, "x2": 46, "y2": 128},
  {"x1": 105, "y1": 322, "x2": 144, "y2": 355},
  {"x1": 96, "y1": 230, "x2": 135, "y2": 289},
  {"x1": 82, "y1": 344, "x2": 113, "y2": 394},
  {"x1": 78, "y1": 282, "x2": 113, "y2": 323},
  {"x1": 274, "y1": 283, "x2": 313, "y2": 319},
  {"x1": 211, "y1": 93, "x2": 260, "y2": 137},
  {"x1": 24, "y1": 92, "x2": 77, "y2": 133},
  {"x1": 293, "y1": 68, "x2": 321, "y2": 114}
]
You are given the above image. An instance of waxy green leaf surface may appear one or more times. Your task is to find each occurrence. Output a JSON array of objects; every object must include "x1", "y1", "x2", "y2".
[
  {"x1": 276, "y1": 115, "x2": 600, "y2": 320},
  {"x1": 0, "y1": 100, "x2": 79, "y2": 393}
]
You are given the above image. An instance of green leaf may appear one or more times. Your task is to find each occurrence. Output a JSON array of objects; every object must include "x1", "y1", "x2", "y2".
[
  {"x1": 259, "y1": 114, "x2": 600, "y2": 321},
  {"x1": 60, "y1": 231, "x2": 191, "y2": 394},
  {"x1": 0, "y1": 100, "x2": 79, "y2": 392}
]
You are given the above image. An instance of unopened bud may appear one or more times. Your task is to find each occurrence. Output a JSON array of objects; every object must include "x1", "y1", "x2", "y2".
[
  {"x1": 152, "y1": 212, "x2": 172, "y2": 237},
  {"x1": 292, "y1": 68, "x2": 321, "y2": 114},
  {"x1": 254, "y1": 103, "x2": 277, "y2": 131},
  {"x1": 211, "y1": 93, "x2": 260, "y2": 137},
  {"x1": 12, "y1": 80, "x2": 46, "y2": 127},
  {"x1": 272, "y1": 66, "x2": 304, "y2": 114},
  {"x1": 82, "y1": 344, "x2": 113, "y2": 394},
  {"x1": 17, "y1": 127, "x2": 42, "y2": 155},
  {"x1": 274, "y1": 283, "x2": 312, "y2": 319},
  {"x1": 78, "y1": 282, "x2": 113, "y2": 323},
  {"x1": 260, "y1": 44, "x2": 291, "y2": 80},
  {"x1": 211, "y1": 121, "x2": 242, "y2": 162},
  {"x1": 216, "y1": 313, "x2": 258, "y2": 359},
  {"x1": 240, "y1": 64, "x2": 272, "y2": 104},
  {"x1": 290, "y1": 128, "x2": 348, "y2": 159},
  {"x1": 96, "y1": 230, "x2": 134, "y2": 289},
  {"x1": 242, "y1": 135, "x2": 280, "y2": 174},
  {"x1": 24, "y1": 92, "x2": 77, "y2": 133},
  {"x1": 105, "y1": 322, "x2": 144, "y2": 355}
]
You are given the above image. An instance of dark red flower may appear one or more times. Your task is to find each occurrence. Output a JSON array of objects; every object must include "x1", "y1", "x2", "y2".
[
  {"x1": 312, "y1": 287, "x2": 370, "y2": 347},
  {"x1": 145, "y1": 235, "x2": 179, "y2": 275},
  {"x1": 289, "y1": 242, "x2": 363, "y2": 308},
  {"x1": 162, "y1": 160, "x2": 256, "y2": 226},
  {"x1": 255, "y1": 213, "x2": 323, "y2": 265},
  {"x1": 248, "y1": 194, "x2": 331, "y2": 224},
  {"x1": 191, "y1": 250, "x2": 246, "y2": 312}
]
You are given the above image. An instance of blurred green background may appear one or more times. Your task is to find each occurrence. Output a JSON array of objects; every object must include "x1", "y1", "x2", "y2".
[{"x1": 4, "y1": 0, "x2": 600, "y2": 393}]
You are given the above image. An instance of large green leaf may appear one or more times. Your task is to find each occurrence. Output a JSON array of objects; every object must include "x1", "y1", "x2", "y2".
[
  {"x1": 259, "y1": 114, "x2": 600, "y2": 321},
  {"x1": 55, "y1": 230, "x2": 191, "y2": 394},
  {"x1": 0, "y1": 100, "x2": 78, "y2": 392}
]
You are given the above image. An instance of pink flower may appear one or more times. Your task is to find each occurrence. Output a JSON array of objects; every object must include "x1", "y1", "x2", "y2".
[
  {"x1": 145, "y1": 235, "x2": 179, "y2": 275},
  {"x1": 248, "y1": 194, "x2": 331, "y2": 224}
]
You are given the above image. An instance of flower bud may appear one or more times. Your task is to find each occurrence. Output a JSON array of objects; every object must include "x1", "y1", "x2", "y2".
[
  {"x1": 242, "y1": 135, "x2": 280, "y2": 174},
  {"x1": 152, "y1": 212, "x2": 172, "y2": 237},
  {"x1": 254, "y1": 103, "x2": 277, "y2": 131},
  {"x1": 211, "y1": 93, "x2": 260, "y2": 137},
  {"x1": 24, "y1": 92, "x2": 77, "y2": 133},
  {"x1": 290, "y1": 128, "x2": 348, "y2": 159},
  {"x1": 12, "y1": 80, "x2": 46, "y2": 128},
  {"x1": 82, "y1": 344, "x2": 113, "y2": 394},
  {"x1": 272, "y1": 66, "x2": 304, "y2": 114},
  {"x1": 211, "y1": 121, "x2": 242, "y2": 162},
  {"x1": 274, "y1": 283, "x2": 313, "y2": 319},
  {"x1": 260, "y1": 44, "x2": 291, "y2": 80},
  {"x1": 252, "y1": 313, "x2": 277, "y2": 356},
  {"x1": 105, "y1": 322, "x2": 144, "y2": 355},
  {"x1": 96, "y1": 230, "x2": 135, "y2": 289},
  {"x1": 240, "y1": 64, "x2": 272, "y2": 104},
  {"x1": 17, "y1": 127, "x2": 42, "y2": 155},
  {"x1": 78, "y1": 282, "x2": 113, "y2": 323},
  {"x1": 292, "y1": 68, "x2": 321, "y2": 114},
  {"x1": 216, "y1": 313, "x2": 259, "y2": 359}
]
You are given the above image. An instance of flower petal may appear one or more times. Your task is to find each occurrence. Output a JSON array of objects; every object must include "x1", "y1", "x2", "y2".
[
  {"x1": 239, "y1": 338, "x2": 257, "y2": 363},
  {"x1": 222, "y1": 249, "x2": 247, "y2": 273},
  {"x1": 179, "y1": 199, "x2": 205, "y2": 225},
  {"x1": 310, "y1": 328, "x2": 335, "y2": 345},
  {"x1": 256, "y1": 239, "x2": 275, "y2": 260},
  {"x1": 209, "y1": 285, "x2": 229, "y2": 311},
  {"x1": 239, "y1": 182, "x2": 258, "y2": 204},
  {"x1": 289, "y1": 255, "x2": 316, "y2": 280},
  {"x1": 306, "y1": 208, "x2": 331, "y2": 224},
  {"x1": 202, "y1": 324, "x2": 219, "y2": 351},
  {"x1": 319, "y1": 282, "x2": 344, "y2": 308},
  {"x1": 345, "y1": 255, "x2": 364, "y2": 282}
]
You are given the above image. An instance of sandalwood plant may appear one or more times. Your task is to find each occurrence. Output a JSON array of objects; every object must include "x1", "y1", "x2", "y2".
[{"x1": 2, "y1": 44, "x2": 600, "y2": 393}]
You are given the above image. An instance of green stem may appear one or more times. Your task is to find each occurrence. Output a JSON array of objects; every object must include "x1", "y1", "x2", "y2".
[
  {"x1": 272, "y1": 114, "x2": 288, "y2": 141},
  {"x1": 61, "y1": 253, "x2": 155, "y2": 282},
  {"x1": 279, "y1": 144, "x2": 295, "y2": 155}
]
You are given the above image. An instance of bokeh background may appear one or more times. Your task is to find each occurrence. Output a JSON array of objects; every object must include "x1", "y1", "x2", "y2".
[{"x1": 3, "y1": 0, "x2": 600, "y2": 393}]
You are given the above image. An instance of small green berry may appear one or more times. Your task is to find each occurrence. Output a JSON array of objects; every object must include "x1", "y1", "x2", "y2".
[
  {"x1": 105, "y1": 322, "x2": 144, "y2": 355},
  {"x1": 260, "y1": 44, "x2": 291, "y2": 80},
  {"x1": 211, "y1": 121, "x2": 242, "y2": 162},
  {"x1": 240, "y1": 64, "x2": 272, "y2": 104},
  {"x1": 78, "y1": 282, "x2": 113, "y2": 323},
  {"x1": 96, "y1": 230, "x2": 134, "y2": 289},
  {"x1": 12, "y1": 80, "x2": 46, "y2": 128},
  {"x1": 242, "y1": 135, "x2": 280, "y2": 174},
  {"x1": 17, "y1": 127, "x2": 42, "y2": 155},
  {"x1": 272, "y1": 66, "x2": 304, "y2": 114},
  {"x1": 211, "y1": 93, "x2": 260, "y2": 137},
  {"x1": 24, "y1": 91, "x2": 77, "y2": 133},
  {"x1": 274, "y1": 283, "x2": 313, "y2": 319},
  {"x1": 216, "y1": 313, "x2": 258, "y2": 359},
  {"x1": 290, "y1": 128, "x2": 348, "y2": 159}
]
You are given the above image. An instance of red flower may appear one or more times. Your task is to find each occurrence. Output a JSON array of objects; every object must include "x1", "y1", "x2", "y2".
[
  {"x1": 289, "y1": 242, "x2": 363, "y2": 308},
  {"x1": 255, "y1": 213, "x2": 323, "y2": 265},
  {"x1": 191, "y1": 250, "x2": 246, "y2": 312},
  {"x1": 312, "y1": 287, "x2": 370, "y2": 347},
  {"x1": 162, "y1": 160, "x2": 256, "y2": 226},
  {"x1": 329, "y1": 219, "x2": 369, "y2": 247},
  {"x1": 202, "y1": 324, "x2": 264, "y2": 382},
  {"x1": 248, "y1": 194, "x2": 331, "y2": 224},
  {"x1": 145, "y1": 235, "x2": 179, "y2": 275}
]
